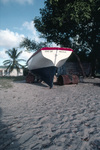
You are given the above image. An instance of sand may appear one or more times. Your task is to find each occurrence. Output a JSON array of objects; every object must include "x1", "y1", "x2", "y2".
[{"x1": 0, "y1": 78, "x2": 100, "y2": 150}]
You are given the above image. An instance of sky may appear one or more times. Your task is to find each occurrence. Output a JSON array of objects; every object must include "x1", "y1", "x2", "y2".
[{"x1": 0, "y1": 0, "x2": 45, "y2": 66}]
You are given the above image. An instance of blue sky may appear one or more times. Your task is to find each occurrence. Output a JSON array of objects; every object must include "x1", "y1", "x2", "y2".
[{"x1": 0, "y1": 0, "x2": 45, "y2": 65}]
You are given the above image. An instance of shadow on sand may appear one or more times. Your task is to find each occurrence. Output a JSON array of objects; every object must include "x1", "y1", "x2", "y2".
[
  {"x1": 14, "y1": 76, "x2": 100, "y2": 88},
  {"x1": 93, "y1": 83, "x2": 100, "y2": 87},
  {"x1": 15, "y1": 80, "x2": 49, "y2": 88},
  {"x1": 82, "y1": 78, "x2": 100, "y2": 87},
  {"x1": 0, "y1": 108, "x2": 22, "y2": 150}
]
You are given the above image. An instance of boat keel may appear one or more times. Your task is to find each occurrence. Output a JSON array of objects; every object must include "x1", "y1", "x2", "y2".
[{"x1": 31, "y1": 66, "x2": 57, "y2": 88}]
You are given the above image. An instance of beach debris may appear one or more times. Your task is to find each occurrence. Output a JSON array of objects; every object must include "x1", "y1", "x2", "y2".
[
  {"x1": 26, "y1": 73, "x2": 35, "y2": 83},
  {"x1": 90, "y1": 140, "x2": 100, "y2": 149},
  {"x1": 81, "y1": 137, "x2": 89, "y2": 141},
  {"x1": 57, "y1": 74, "x2": 79, "y2": 85}
]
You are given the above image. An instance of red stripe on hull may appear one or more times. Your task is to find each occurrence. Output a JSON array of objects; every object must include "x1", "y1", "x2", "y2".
[
  {"x1": 27, "y1": 47, "x2": 73, "y2": 63},
  {"x1": 40, "y1": 47, "x2": 73, "y2": 51}
]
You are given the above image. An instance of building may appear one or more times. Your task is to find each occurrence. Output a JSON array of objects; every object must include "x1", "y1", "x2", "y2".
[
  {"x1": 57, "y1": 62, "x2": 91, "y2": 76},
  {"x1": 0, "y1": 66, "x2": 23, "y2": 76}
]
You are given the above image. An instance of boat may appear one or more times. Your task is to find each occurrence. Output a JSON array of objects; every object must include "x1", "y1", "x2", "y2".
[{"x1": 27, "y1": 47, "x2": 73, "y2": 88}]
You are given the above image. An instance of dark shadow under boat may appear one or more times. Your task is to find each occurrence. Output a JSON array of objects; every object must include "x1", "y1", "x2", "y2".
[{"x1": 31, "y1": 66, "x2": 57, "y2": 88}]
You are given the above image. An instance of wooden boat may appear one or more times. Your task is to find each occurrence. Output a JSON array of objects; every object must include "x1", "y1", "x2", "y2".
[{"x1": 27, "y1": 47, "x2": 73, "y2": 88}]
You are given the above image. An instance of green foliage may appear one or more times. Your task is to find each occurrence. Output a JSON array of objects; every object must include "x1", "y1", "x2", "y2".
[
  {"x1": 0, "y1": 78, "x2": 13, "y2": 89},
  {"x1": 20, "y1": 38, "x2": 37, "y2": 51},
  {"x1": 20, "y1": 37, "x2": 49, "y2": 52},
  {"x1": 34, "y1": 0, "x2": 100, "y2": 76},
  {"x1": 3, "y1": 48, "x2": 26, "y2": 73},
  {"x1": 34, "y1": 0, "x2": 99, "y2": 44},
  {"x1": 0, "y1": 76, "x2": 25, "y2": 89}
]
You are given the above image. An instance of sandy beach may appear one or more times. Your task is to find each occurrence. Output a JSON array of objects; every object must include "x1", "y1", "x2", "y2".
[{"x1": 0, "y1": 78, "x2": 100, "y2": 150}]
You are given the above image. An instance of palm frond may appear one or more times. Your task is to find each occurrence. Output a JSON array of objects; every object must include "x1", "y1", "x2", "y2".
[
  {"x1": 5, "y1": 50, "x2": 12, "y2": 58},
  {"x1": 17, "y1": 59, "x2": 26, "y2": 62},
  {"x1": 3, "y1": 59, "x2": 11, "y2": 63},
  {"x1": 16, "y1": 51, "x2": 22, "y2": 58},
  {"x1": 4, "y1": 47, "x2": 26, "y2": 74},
  {"x1": 6, "y1": 63, "x2": 13, "y2": 73},
  {"x1": 3, "y1": 60, "x2": 12, "y2": 66}
]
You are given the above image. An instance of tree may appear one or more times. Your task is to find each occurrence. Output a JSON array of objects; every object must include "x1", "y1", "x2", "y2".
[
  {"x1": 34, "y1": 0, "x2": 100, "y2": 76},
  {"x1": 3, "y1": 48, "x2": 25, "y2": 74},
  {"x1": 20, "y1": 37, "x2": 49, "y2": 52},
  {"x1": 20, "y1": 38, "x2": 37, "y2": 51}
]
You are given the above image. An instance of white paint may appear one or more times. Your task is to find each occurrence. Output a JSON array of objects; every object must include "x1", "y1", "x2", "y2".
[{"x1": 28, "y1": 48, "x2": 73, "y2": 70}]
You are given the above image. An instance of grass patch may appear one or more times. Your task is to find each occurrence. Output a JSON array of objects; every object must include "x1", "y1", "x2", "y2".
[
  {"x1": 0, "y1": 78, "x2": 13, "y2": 89},
  {"x1": 0, "y1": 76, "x2": 25, "y2": 89}
]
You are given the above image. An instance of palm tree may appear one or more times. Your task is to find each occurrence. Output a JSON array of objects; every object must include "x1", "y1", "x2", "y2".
[{"x1": 3, "y1": 48, "x2": 26, "y2": 75}]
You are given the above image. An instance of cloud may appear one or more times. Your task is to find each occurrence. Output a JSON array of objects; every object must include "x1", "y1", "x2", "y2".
[
  {"x1": 0, "y1": 48, "x2": 9, "y2": 65},
  {"x1": 0, "y1": 21, "x2": 45, "y2": 65},
  {"x1": 20, "y1": 50, "x2": 33, "y2": 61},
  {"x1": 0, "y1": 49, "x2": 8, "y2": 59},
  {"x1": 0, "y1": 21, "x2": 42, "y2": 65},
  {"x1": 22, "y1": 21, "x2": 45, "y2": 43},
  {"x1": 1, "y1": 21, "x2": 45, "y2": 50},
  {"x1": 0, "y1": 0, "x2": 34, "y2": 4},
  {"x1": 0, "y1": 48, "x2": 33, "y2": 65},
  {"x1": 0, "y1": 21, "x2": 45, "y2": 50},
  {"x1": 0, "y1": 28, "x2": 32, "y2": 65},
  {"x1": 0, "y1": 29, "x2": 25, "y2": 49}
]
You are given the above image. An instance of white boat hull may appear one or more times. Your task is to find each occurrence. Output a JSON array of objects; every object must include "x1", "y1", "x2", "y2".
[
  {"x1": 27, "y1": 47, "x2": 73, "y2": 88},
  {"x1": 27, "y1": 47, "x2": 73, "y2": 70}
]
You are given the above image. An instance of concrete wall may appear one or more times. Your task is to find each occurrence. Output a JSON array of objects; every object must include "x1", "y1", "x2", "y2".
[{"x1": 0, "y1": 67, "x2": 23, "y2": 76}]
